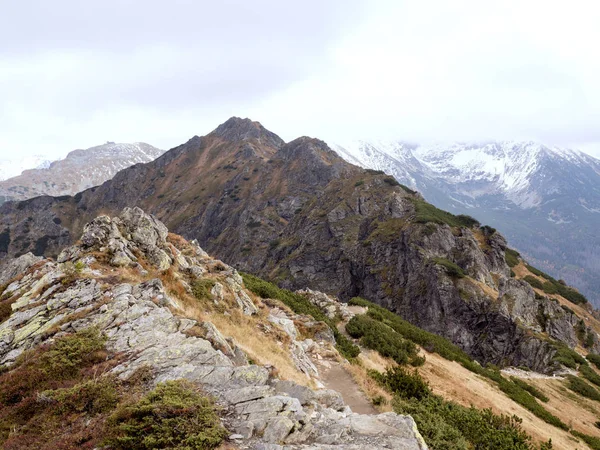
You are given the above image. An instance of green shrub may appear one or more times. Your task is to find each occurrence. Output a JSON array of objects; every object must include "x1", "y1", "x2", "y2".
[
  {"x1": 456, "y1": 215, "x2": 480, "y2": 228},
  {"x1": 587, "y1": 353, "x2": 600, "y2": 370},
  {"x1": 44, "y1": 377, "x2": 119, "y2": 415},
  {"x1": 191, "y1": 278, "x2": 216, "y2": 301},
  {"x1": 480, "y1": 225, "x2": 497, "y2": 235},
  {"x1": 106, "y1": 380, "x2": 226, "y2": 450},
  {"x1": 505, "y1": 249, "x2": 521, "y2": 268},
  {"x1": 580, "y1": 364, "x2": 600, "y2": 388},
  {"x1": 242, "y1": 273, "x2": 360, "y2": 359},
  {"x1": 354, "y1": 180, "x2": 364, "y2": 187},
  {"x1": 525, "y1": 265, "x2": 588, "y2": 305},
  {"x1": 432, "y1": 257, "x2": 465, "y2": 278},
  {"x1": 393, "y1": 395, "x2": 544, "y2": 450},
  {"x1": 411, "y1": 199, "x2": 480, "y2": 228},
  {"x1": 542, "y1": 282, "x2": 558, "y2": 295},
  {"x1": 348, "y1": 297, "x2": 569, "y2": 431},
  {"x1": 495, "y1": 376, "x2": 567, "y2": 430},
  {"x1": 348, "y1": 297, "x2": 475, "y2": 368},
  {"x1": 371, "y1": 395, "x2": 386, "y2": 406},
  {"x1": 333, "y1": 328, "x2": 361, "y2": 359},
  {"x1": 525, "y1": 264, "x2": 552, "y2": 279},
  {"x1": 36, "y1": 328, "x2": 107, "y2": 379},
  {"x1": 572, "y1": 430, "x2": 600, "y2": 450},
  {"x1": 383, "y1": 176, "x2": 400, "y2": 186},
  {"x1": 510, "y1": 377, "x2": 549, "y2": 402},
  {"x1": 552, "y1": 343, "x2": 586, "y2": 369},
  {"x1": 523, "y1": 275, "x2": 543, "y2": 290},
  {"x1": 346, "y1": 315, "x2": 420, "y2": 365},
  {"x1": 566, "y1": 375, "x2": 600, "y2": 402},
  {"x1": 370, "y1": 367, "x2": 431, "y2": 400}
]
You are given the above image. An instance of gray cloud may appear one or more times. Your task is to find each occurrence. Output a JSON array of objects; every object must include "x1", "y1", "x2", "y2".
[{"x1": 1, "y1": 1, "x2": 600, "y2": 159}]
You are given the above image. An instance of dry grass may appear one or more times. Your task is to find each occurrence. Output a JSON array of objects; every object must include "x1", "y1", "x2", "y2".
[
  {"x1": 527, "y1": 377, "x2": 600, "y2": 437},
  {"x1": 419, "y1": 349, "x2": 594, "y2": 450},
  {"x1": 345, "y1": 351, "x2": 395, "y2": 412},
  {"x1": 205, "y1": 309, "x2": 309, "y2": 386},
  {"x1": 473, "y1": 228, "x2": 492, "y2": 252},
  {"x1": 462, "y1": 276, "x2": 499, "y2": 299}
]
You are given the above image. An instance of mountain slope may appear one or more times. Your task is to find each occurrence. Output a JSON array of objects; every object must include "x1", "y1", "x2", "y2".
[
  {"x1": 334, "y1": 140, "x2": 600, "y2": 307},
  {"x1": 0, "y1": 155, "x2": 51, "y2": 181},
  {"x1": 0, "y1": 207, "x2": 428, "y2": 449},
  {"x1": 6, "y1": 208, "x2": 599, "y2": 448},
  {"x1": 0, "y1": 142, "x2": 164, "y2": 203},
  {"x1": 0, "y1": 118, "x2": 597, "y2": 375}
]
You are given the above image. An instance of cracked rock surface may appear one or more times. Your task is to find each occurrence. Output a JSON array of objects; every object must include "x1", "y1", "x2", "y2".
[{"x1": 0, "y1": 208, "x2": 427, "y2": 449}]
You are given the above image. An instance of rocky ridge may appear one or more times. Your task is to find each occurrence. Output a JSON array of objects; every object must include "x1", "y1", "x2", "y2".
[
  {"x1": 0, "y1": 208, "x2": 427, "y2": 449},
  {"x1": 0, "y1": 117, "x2": 596, "y2": 375}
]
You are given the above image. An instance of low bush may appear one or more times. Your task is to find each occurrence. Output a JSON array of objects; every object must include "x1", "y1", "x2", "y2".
[
  {"x1": 525, "y1": 264, "x2": 588, "y2": 304},
  {"x1": 432, "y1": 257, "x2": 466, "y2": 278},
  {"x1": 411, "y1": 199, "x2": 480, "y2": 228},
  {"x1": 510, "y1": 377, "x2": 549, "y2": 402},
  {"x1": 566, "y1": 375, "x2": 600, "y2": 402},
  {"x1": 552, "y1": 343, "x2": 586, "y2": 369},
  {"x1": 580, "y1": 364, "x2": 600, "y2": 388},
  {"x1": 348, "y1": 297, "x2": 569, "y2": 431},
  {"x1": 495, "y1": 376, "x2": 568, "y2": 430},
  {"x1": 44, "y1": 377, "x2": 119, "y2": 415},
  {"x1": 346, "y1": 315, "x2": 420, "y2": 365},
  {"x1": 394, "y1": 395, "x2": 550, "y2": 450},
  {"x1": 191, "y1": 278, "x2": 216, "y2": 301},
  {"x1": 587, "y1": 353, "x2": 600, "y2": 370},
  {"x1": 242, "y1": 273, "x2": 360, "y2": 359},
  {"x1": 523, "y1": 275, "x2": 544, "y2": 290},
  {"x1": 572, "y1": 430, "x2": 600, "y2": 450},
  {"x1": 383, "y1": 176, "x2": 400, "y2": 186},
  {"x1": 106, "y1": 380, "x2": 226, "y2": 450},
  {"x1": 480, "y1": 225, "x2": 497, "y2": 235},
  {"x1": 505, "y1": 248, "x2": 521, "y2": 268},
  {"x1": 370, "y1": 367, "x2": 431, "y2": 400}
]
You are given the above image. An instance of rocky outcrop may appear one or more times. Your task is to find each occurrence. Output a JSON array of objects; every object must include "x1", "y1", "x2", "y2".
[
  {"x1": 0, "y1": 252, "x2": 43, "y2": 286},
  {"x1": 0, "y1": 209, "x2": 427, "y2": 449}
]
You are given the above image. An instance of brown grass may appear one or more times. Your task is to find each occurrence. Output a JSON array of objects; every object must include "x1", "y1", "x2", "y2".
[
  {"x1": 419, "y1": 349, "x2": 594, "y2": 450},
  {"x1": 345, "y1": 350, "x2": 395, "y2": 412},
  {"x1": 204, "y1": 309, "x2": 309, "y2": 385}
]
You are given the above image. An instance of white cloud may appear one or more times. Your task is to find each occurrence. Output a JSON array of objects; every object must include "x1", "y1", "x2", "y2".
[{"x1": 1, "y1": 0, "x2": 600, "y2": 160}]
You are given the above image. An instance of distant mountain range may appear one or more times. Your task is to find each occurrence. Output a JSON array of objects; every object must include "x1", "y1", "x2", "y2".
[
  {"x1": 0, "y1": 142, "x2": 163, "y2": 203},
  {"x1": 334, "y1": 140, "x2": 600, "y2": 306},
  {"x1": 0, "y1": 155, "x2": 52, "y2": 181}
]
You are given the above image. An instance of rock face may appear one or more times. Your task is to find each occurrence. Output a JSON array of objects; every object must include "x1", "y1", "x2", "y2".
[
  {"x1": 0, "y1": 142, "x2": 164, "y2": 203},
  {"x1": 334, "y1": 139, "x2": 600, "y2": 308},
  {"x1": 0, "y1": 117, "x2": 595, "y2": 372},
  {"x1": 0, "y1": 209, "x2": 427, "y2": 449}
]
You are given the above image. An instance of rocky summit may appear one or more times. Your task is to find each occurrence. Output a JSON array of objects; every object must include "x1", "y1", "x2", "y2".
[
  {"x1": 0, "y1": 207, "x2": 427, "y2": 449},
  {"x1": 0, "y1": 118, "x2": 597, "y2": 375}
]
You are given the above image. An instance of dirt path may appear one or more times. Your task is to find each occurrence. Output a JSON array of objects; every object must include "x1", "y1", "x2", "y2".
[{"x1": 314, "y1": 358, "x2": 377, "y2": 414}]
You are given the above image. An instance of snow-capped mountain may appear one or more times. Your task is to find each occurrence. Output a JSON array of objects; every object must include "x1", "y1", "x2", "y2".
[
  {"x1": 0, "y1": 155, "x2": 52, "y2": 181},
  {"x1": 0, "y1": 142, "x2": 164, "y2": 203},
  {"x1": 334, "y1": 140, "x2": 600, "y2": 306}
]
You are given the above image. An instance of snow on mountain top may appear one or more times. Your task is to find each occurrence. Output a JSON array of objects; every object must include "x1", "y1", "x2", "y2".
[{"x1": 334, "y1": 140, "x2": 599, "y2": 209}]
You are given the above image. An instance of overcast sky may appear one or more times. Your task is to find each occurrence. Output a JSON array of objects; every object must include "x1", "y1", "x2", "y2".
[{"x1": 2, "y1": 0, "x2": 600, "y2": 160}]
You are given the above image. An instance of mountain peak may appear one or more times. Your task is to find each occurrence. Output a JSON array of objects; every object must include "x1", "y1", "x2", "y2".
[{"x1": 211, "y1": 117, "x2": 284, "y2": 148}]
